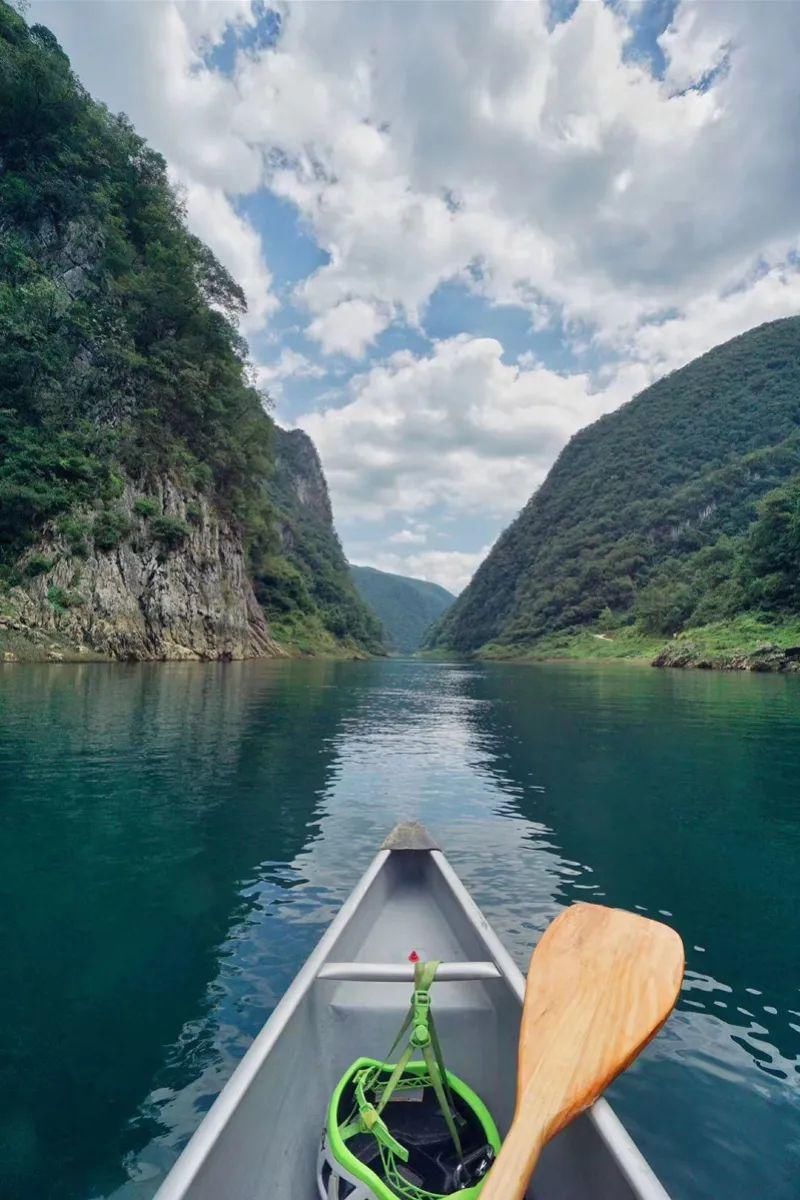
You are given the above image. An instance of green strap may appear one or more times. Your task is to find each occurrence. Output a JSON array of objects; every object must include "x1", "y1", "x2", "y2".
[
  {"x1": 428, "y1": 1007, "x2": 463, "y2": 1136},
  {"x1": 422, "y1": 1039, "x2": 464, "y2": 1160},
  {"x1": 342, "y1": 1066, "x2": 411, "y2": 1161},
  {"x1": 415, "y1": 959, "x2": 440, "y2": 993},
  {"x1": 395, "y1": 960, "x2": 464, "y2": 1161},
  {"x1": 376, "y1": 958, "x2": 438, "y2": 1115},
  {"x1": 384, "y1": 1000, "x2": 415, "y2": 1063},
  {"x1": 374, "y1": 1042, "x2": 415, "y2": 1118},
  {"x1": 412, "y1": 960, "x2": 463, "y2": 1149},
  {"x1": 343, "y1": 959, "x2": 465, "y2": 1166}
]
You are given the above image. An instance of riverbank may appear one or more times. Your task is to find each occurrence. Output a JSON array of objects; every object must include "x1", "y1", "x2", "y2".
[
  {"x1": 0, "y1": 606, "x2": 375, "y2": 663},
  {"x1": 479, "y1": 616, "x2": 800, "y2": 672},
  {"x1": 269, "y1": 611, "x2": 376, "y2": 659},
  {"x1": 0, "y1": 622, "x2": 109, "y2": 663}
]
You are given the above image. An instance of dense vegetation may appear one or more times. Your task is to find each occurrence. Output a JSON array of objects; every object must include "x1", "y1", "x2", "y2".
[
  {"x1": 255, "y1": 429, "x2": 384, "y2": 655},
  {"x1": 0, "y1": 4, "x2": 270, "y2": 570},
  {"x1": 350, "y1": 564, "x2": 453, "y2": 653},
  {"x1": 0, "y1": 5, "x2": 378, "y2": 656},
  {"x1": 429, "y1": 318, "x2": 800, "y2": 655}
]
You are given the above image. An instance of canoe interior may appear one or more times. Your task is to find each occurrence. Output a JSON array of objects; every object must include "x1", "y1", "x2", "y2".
[{"x1": 158, "y1": 848, "x2": 663, "y2": 1200}]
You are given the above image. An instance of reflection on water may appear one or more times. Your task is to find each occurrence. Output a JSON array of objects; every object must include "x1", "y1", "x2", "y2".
[{"x1": 1, "y1": 659, "x2": 799, "y2": 1199}]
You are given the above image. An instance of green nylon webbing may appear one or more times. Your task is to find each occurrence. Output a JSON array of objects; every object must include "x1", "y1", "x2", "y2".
[
  {"x1": 374, "y1": 959, "x2": 438, "y2": 1116},
  {"x1": 339, "y1": 960, "x2": 466, "y2": 1169},
  {"x1": 424, "y1": 1008, "x2": 463, "y2": 1159},
  {"x1": 422, "y1": 1040, "x2": 464, "y2": 1160},
  {"x1": 427, "y1": 1004, "x2": 461, "y2": 1136},
  {"x1": 372, "y1": 960, "x2": 464, "y2": 1162}
]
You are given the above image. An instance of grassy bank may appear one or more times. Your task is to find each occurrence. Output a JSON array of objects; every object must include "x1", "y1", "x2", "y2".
[
  {"x1": 663, "y1": 615, "x2": 800, "y2": 656},
  {"x1": 270, "y1": 611, "x2": 376, "y2": 659},
  {"x1": 479, "y1": 615, "x2": 800, "y2": 670},
  {"x1": 482, "y1": 626, "x2": 663, "y2": 663}
]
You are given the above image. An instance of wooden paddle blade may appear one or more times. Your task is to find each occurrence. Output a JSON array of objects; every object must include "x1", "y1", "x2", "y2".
[
  {"x1": 516, "y1": 903, "x2": 684, "y2": 1132},
  {"x1": 481, "y1": 903, "x2": 684, "y2": 1200}
]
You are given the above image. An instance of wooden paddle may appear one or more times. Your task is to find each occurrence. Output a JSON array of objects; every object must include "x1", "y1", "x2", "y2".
[{"x1": 480, "y1": 902, "x2": 684, "y2": 1200}]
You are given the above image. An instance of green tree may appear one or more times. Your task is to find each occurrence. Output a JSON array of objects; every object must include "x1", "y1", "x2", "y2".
[
  {"x1": 634, "y1": 581, "x2": 696, "y2": 636},
  {"x1": 740, "y1": 480, "x2": 800, "y2": 610}
]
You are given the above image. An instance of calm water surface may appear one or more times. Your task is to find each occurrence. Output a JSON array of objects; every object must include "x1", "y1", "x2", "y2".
[{"x1": 1, "y1": 658, "x2": 799, "y2": 1199}]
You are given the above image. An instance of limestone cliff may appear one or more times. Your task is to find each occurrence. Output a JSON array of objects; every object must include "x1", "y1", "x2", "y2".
[
  {"x1": 3, "y1": 479, "x2": 280, "y2": 661},
  {"x1": 272, "y1": 427, "x2": 333, "y2": 535},
  {"x1": 254, "y1": 428, "x2": 385, "y2": 655}
]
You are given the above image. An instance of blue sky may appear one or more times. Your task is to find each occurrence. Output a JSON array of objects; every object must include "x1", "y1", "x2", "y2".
[{"x1": 31, "y1": 0, "x2": 800, "y2": 591}]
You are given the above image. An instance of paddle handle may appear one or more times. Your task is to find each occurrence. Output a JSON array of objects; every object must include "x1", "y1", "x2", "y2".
[{"x1": 480, "y1": 1095, "x2": 548, "y2": 1200}]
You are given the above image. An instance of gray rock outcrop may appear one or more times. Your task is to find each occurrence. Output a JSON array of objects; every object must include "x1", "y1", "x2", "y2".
[{"x1": 9, "y1": 478, "x2": 282, "y2": 661}]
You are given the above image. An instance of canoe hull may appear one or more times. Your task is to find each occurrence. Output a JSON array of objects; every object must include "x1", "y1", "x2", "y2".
[{"x1": 155, "y1": 836, "x2": 671, "y2": 1200}]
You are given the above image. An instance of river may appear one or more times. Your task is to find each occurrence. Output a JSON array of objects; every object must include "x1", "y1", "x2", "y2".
[{"x1": 1, "y1": 657, "x2": 798, "y2": 1199}]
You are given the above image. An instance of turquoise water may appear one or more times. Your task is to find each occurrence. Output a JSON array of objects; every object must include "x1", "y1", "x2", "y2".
[{"x1": 1, "y1": 658, "x2": 799, "y2": 1199}]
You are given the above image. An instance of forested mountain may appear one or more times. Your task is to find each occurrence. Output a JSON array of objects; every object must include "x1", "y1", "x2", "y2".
[
  {"x1": 429, "y1": 317, "x2": 800, "y2": 657},
  {"x1": 0, "y1": 5, "x2": 373, "y2": 659},
  {"x1": 350, "y1": 565, "x2": 453, "y2": 653}
]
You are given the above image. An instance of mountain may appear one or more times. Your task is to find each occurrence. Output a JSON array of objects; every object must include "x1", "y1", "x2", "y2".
[
  {"x1": 0, "y1": 6, "x2": 374, "y2": 661},
  {"x1": 429, "y1": 317, "x2": 800, "y2": 657},
  {"x1": 350, "y1": 565, "x2": 453, "y2": 653},
  {"x1": 255, "y1": 429, "x2": 384, "y2": 655}
]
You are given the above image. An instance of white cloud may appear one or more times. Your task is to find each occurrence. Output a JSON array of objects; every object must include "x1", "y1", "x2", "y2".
[
  {"x1": 37, "y1": 1, "x2": 800, "y2": 352},
  {"x1": 626, "y1": 261, "x2": 800, "y2": 377},
  {"x1": 235, "y1": 0, "x2": 800, "y2": 343},
  {"x1": 659, "y1": 4, "x2": 733, "y2": 95},
  {"x1": 388, "y1": 530, "x2": 428, "y2": 546},
  {"x1": 307, "y1": 300, "x2": 391, "y2": 359},
  {"x1": 298, "y1": 335, "x2": 639, "y2": 525},
  {"x1": 254, "y1": 348, "x2": 325, "y2": 399},
  {"x1": 182, "y1": 181, "x2": 277, "y2": 333},
  {"x1": 26, "y1": 0, "x2": 800, "y2": 580}
]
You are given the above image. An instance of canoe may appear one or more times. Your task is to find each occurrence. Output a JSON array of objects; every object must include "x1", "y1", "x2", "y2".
[{"x1": 155, "y1": 822, "x2": 671, "y2": 1200}]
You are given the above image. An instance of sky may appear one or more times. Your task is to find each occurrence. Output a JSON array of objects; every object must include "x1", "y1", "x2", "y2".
[{"x1": 28, "y1": 0, "x2": 800, "y2": 593}]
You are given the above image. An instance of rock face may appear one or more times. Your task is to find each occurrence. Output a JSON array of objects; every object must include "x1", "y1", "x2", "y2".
[
  {"x1": 273, "y1": 428, "x2": 333, "y2": 530},
  {"x1": 652, "y1": 642, "x2": 800, "y2": 672},
  {"x1": 256, "y1": 428, "x2": 385, "y2": 655},
  {"x1": 10, "y1": 479, "x2": 282, "y2": 661}
]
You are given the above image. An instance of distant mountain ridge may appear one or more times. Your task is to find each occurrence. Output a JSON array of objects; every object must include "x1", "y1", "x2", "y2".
[
  {"x1": 428, "y1": 317, "x2": 800, "y2": 656},
  {"x1": 351, "y1": 565, "x2": 453, "y2": 653}
]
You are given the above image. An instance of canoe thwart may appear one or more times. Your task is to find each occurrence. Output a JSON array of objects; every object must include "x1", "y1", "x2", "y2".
[
  {"x1": 381, "y1": 821, "x2": 440, "y2": 850},
  {"x1": 317, "y1": 960, "x2": 501, "y2": 982}
]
